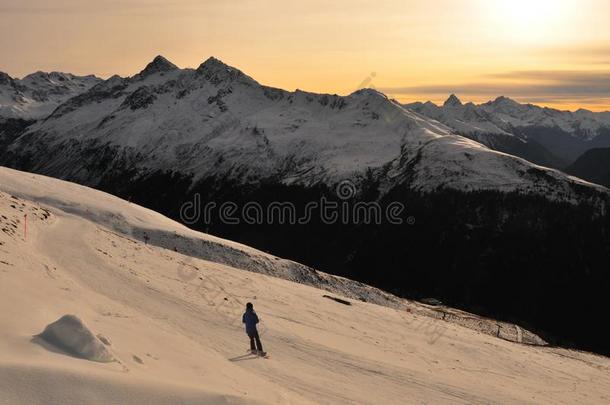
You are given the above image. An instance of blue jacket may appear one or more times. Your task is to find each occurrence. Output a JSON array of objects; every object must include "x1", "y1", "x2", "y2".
[{"x1": 242, "y1": 309, "x2": 259, "y2": 335}]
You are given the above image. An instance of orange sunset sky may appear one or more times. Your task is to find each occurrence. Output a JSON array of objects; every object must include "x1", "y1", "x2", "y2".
[{"x1": 2, "y1": 0, "x2": 610, "y2": 111}]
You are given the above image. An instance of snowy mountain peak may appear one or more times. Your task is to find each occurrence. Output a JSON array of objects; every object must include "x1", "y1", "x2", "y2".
[
  {"x1": 0, "y1": 71, "x2": 14, "y2": 86},
  {"x1": 444, "y1": 94, "x2": 463, "y2": 107},
  {"x1": 138, "y1": 55, "x2": 178, "y2": 78},
  {"x1": 21, "y1": 71, "x2": 50, "y2": 81},
  {"x1": 491, "y1": 96, "x2": 519, "y2": 107},
  {"x1": 197, "y1": 56, "x2": 233, "y2": 73},
  {"x1": 350, "y1": 88, "x2": 388, "y2": 100},
  {"x1": 20, "y1": 71, "x2": 100, "y2": 84},
  {"x1": 199, "y1": 56, "x2": 227, "y2": 67},
  {"x1": 195, "y1": 56, "x2": 254, "y2": 85},
  {"x1": 23, "y1": 71, "x2": 64, "y2": 82}
]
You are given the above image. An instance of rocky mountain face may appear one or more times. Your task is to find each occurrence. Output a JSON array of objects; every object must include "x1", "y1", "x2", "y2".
[
  {"x1": 406, "y1": 95, "x2": 610, "y2": 168},
  {"x1": 1, "y1": 57, "x2": 610, "y2": 355}
]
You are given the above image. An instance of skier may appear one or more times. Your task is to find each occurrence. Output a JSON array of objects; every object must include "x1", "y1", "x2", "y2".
[{"x1": 242, "y1": 302, "x2": 265, "y2": 356}]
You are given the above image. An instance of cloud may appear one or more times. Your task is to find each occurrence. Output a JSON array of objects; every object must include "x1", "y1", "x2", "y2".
[
  {"x1": 538, "y1": 44, "x2": 610, "y2": 65},
  {"x1": 380, "y1": 69, "x2": 610, "y2": 106},
  {"x1": 488, "y1": 70, "x2": 610, "y2": 87},
  {"x1": 0, "y1": 0, "x2": 205, "y2": 16}
]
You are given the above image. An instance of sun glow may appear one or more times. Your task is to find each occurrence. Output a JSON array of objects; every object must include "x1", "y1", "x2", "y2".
[{"x1": 484, "y1": 0, "x2": 572, "y2": 42}]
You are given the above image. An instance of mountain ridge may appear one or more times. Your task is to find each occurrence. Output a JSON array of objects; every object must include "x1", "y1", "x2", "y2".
[{"x1": 2, "y1": 56, "x2": 606, "y2": 204}]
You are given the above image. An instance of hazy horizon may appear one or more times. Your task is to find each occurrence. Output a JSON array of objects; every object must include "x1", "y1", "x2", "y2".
[{"x1": 2, "y1": 0, "x2": 610, "y2": 111}]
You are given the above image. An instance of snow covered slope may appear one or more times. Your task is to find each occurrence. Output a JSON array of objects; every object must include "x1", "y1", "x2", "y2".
[
  {"x1": 0, "y1": 70, "x2": 100, "y2": 119},
  {"x1": 405, "y1": 95, "x2": 610, "y2": 166},
  {"x1": 1, "y1": 166, "x2": 610, "y2": 404},
  {"x1": 2, "y1": 57, "x2": 607, "y2": 203}
]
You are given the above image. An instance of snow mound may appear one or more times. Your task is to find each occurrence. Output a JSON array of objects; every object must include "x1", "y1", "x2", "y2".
[{"x1": 37, "y1": 315, "x2": 114, "y2": 362}]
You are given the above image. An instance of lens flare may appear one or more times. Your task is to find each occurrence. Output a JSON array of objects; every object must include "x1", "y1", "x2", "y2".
[{"x1": 483, "y1": 0, "x2": 572, "y2": 42}]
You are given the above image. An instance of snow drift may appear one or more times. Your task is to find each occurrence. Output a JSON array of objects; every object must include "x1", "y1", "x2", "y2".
[{"x1": 37, "y1": 315, "x2": 114, "y2": 363}]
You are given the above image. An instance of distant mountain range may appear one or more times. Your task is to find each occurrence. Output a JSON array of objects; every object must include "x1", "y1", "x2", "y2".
[
  {"x1": 405, "y1": 94, "x2": 610, "y2": 169},
  {"x1": 2, "y1": 56, "x2": 610, "y2": 355},
  {"x1": 0, "y1": 70, "x2": 101, "y2": 119}
]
